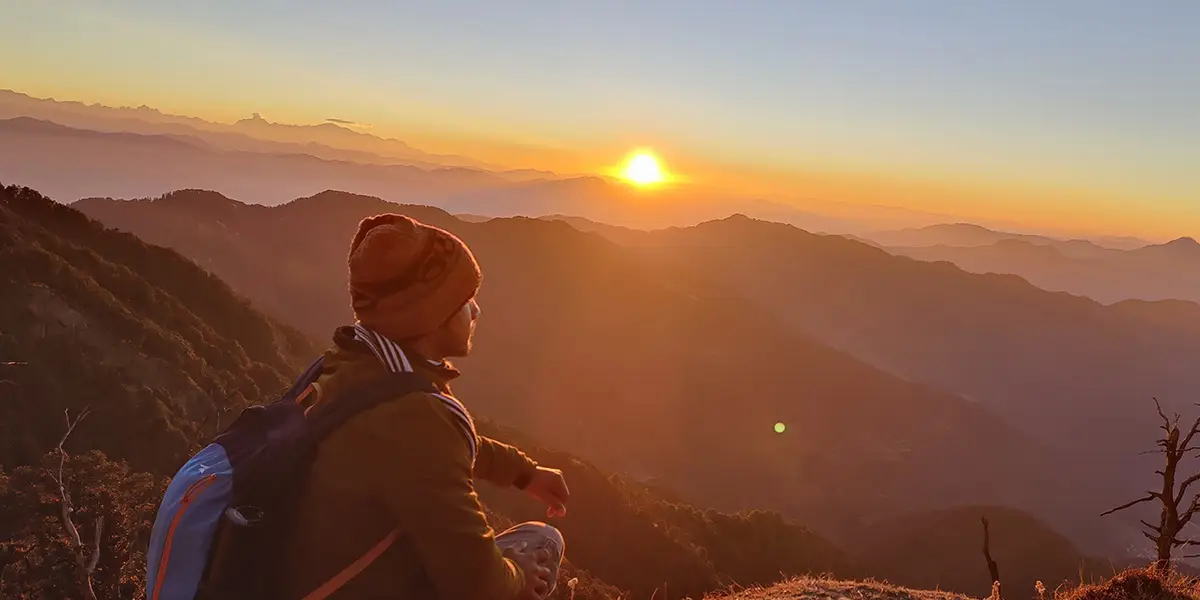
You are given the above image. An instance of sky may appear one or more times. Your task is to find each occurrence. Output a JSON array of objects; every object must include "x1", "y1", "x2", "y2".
[{"x1": 3, "y1": 0, "x2": 1198, "y2": 238}]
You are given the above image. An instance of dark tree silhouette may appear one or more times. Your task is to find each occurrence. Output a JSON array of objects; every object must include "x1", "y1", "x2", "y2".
[
  {"x1": 981, "y1": 516, "x2": 1001, "y2": 599},
  {"x1": 1101, "y1": 398, "x2": 1200, "y2": 571}
]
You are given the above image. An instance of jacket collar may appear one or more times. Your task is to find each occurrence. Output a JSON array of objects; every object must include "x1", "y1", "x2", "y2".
[{"x1": 333, "y1": 324, "x2": 461, "y2": 388}]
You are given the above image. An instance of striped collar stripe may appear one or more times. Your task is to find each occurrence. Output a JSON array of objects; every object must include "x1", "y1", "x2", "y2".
[
  {"x1": 433, "y1": 393, "x2": 477, "y2": 457},
  {"x1": 432, "y1": 393, "x2": 476, "y2": 433},
  {"x1": 352, "y1": 323, "x2": 413, "y2": 373}
]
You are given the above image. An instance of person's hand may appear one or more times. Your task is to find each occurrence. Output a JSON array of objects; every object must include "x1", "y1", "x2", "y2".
[
  {"x1": 524, "y1": 466, "x2": 570, "y2": 518},
  {"x1": 504, "y1": 542, "x2": 553, "y2": 600}
]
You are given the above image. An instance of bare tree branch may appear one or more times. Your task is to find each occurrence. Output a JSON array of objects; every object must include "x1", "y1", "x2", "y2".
[
  {"x1": 1180, "y1": 497, "x2": 1200, "y2": 528},
  {"x1": 1101, "y1": 493, "x2": 1159, "y2": 517},
  {"x1": 1104, "y1": 399, "x2": 1200, "y2": 572},
  {"x1": 1178, "y1": 474, "x2": 1200, "y2": 505},
  {"x1": 84, "y1": 516, "x2": 104, "y2": 573},
  {"x1": 1154, "y1": 398, "x2": 1170, "y2": 427},
  {"x1": 57, "y1": 406, "x2": 93, "y2": 451},
  {"x1": 44, "y1": 406, "x2": 101, "y2": 600},
  {"x1": 1180, "y1": 416, "x2": 1200, "y2": 452}
]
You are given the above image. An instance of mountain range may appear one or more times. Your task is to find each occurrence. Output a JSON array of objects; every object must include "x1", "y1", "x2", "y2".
[
  {"x1": 2, "y1": 182, "x2": 864, "y2": 600},
  {"x1": 0, "y1": 89, "x2": 1038, "y2": 233},
  {"x1": 2, "y1": 181, "x2": 1130, "y2": 599},
  {"x1": 0, "y1": 88, "x2": 498, "y2": 171},
  {"x1": 576, "y1": 217, "x2": 1200, "y2": 494},
  {"x1": 73, "y1": 188, "x2": 1188, "y2": 562},
  {"x1": 0, "y1": 116, "x2": 510, "y2": 205},
  {"x1": 861, "y1": 223, "x2": 1154, "y2": 252},
  {"x1": 880, "y1": 234, "x2": 1200, "y2": 305}
]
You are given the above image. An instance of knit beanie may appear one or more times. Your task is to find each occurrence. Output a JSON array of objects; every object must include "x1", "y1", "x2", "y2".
[{"x1": 347, "y1": 213, "x2": 481, "y2": 341}]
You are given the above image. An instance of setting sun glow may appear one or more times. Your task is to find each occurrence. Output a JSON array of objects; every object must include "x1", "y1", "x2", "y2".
[{"x1": 620, "y1": 151, "x2": 667, "y2": 186}]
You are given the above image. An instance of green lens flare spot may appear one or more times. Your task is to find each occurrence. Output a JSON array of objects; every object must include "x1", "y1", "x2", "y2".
[{"x1": 774, "y1": 422, "x2": 786, "y2": 434}]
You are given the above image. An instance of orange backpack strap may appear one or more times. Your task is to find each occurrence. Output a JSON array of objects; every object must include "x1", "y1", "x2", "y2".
[{"x1": 301, "y1": 529, "x2": 400, "y2": 600}]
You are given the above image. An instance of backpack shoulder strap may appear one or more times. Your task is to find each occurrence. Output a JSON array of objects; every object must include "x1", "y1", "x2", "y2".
[
  {"x1": 303, "y1": 372, "x2": 477, "y2": 458},
  {"x1": 304, "y1": 371, "x2": 437, "y2": 443},
  {"x1": 284, "y1": 356, "x2": 326, "y2": 402}
]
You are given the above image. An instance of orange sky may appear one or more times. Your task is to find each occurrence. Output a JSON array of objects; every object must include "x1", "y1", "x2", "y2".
[
  {"x1": 3, "y1": 73, "x2": 1184, "y2": 241},
  {"x1": 385, "y1": 127, "x2": 1177, "y2": 240},
  {"x1": 2, "y1": 0, "x2": 1195, "y2": 241}
]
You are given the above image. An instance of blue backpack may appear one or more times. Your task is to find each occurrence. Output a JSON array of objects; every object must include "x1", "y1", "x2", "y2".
[{"x1": 145, "y1": 356, "x2": 439, "y2": 600}]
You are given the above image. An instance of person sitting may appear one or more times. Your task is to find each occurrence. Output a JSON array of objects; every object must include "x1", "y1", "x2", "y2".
[{"x1": 280, "y1": 213, "x2": 571, "y2": 600}]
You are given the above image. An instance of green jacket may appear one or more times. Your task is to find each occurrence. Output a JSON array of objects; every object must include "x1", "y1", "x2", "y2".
[{"x1": 279, "y1": 326, "x2": 540, "y2": 600}]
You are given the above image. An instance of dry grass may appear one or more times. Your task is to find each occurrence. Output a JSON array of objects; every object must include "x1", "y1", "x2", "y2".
[
  {"x1": 703, "y1": 575, "x2": 976, "y2": 600},
  {"x1": 703, "y1": 567, "x2": 1200, "y2": 600},
  {"x1": 1055, "y1": 567, "x2": 1200, "y2": 600}
]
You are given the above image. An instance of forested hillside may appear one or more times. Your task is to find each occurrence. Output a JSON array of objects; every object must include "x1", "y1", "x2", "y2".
[
  {"x1": 0, "y1": 183, "x2": 852, "y2": 599},
  {"x1": 0, "y1": 184, "x2": 317, "y2": 473}
]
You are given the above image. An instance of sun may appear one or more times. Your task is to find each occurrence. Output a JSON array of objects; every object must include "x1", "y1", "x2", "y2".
[{"x1": 619, "y1": 151, "x2": 667, "y2": 186}]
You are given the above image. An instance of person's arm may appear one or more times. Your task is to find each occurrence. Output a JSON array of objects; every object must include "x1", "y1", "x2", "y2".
[
  {"x1": 364, "y1": 395, "x2": 525, "y2": 600},
  {"x1": 474, "y1": 435, "x2": 540, "y2": 489}
]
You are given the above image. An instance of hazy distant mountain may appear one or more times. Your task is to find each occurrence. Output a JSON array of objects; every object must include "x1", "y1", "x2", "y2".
[
  {"x1": 537, "y1": 214, "x2": 649, "y2": 245},
  {"x1": 841, "y1": 233, "x2": 885, "y2": 248},
  {"x1": 434, "y1": 175, "x2": 861, "y2": 233},
  {"x1": 458, "y1": 213, "x2": 644, "y2": 242},
  {"x1": 865, "y1": 222, "x2": 1150, "y2": 253},
  {"x1": 1095, "y1": 234, "x2": 1158, "y2": 251},
  {"x1": 0, "y1": 117, "x2": 508, "y2": 204},
  {"x1": 0, "y1": 88, "x2": 500, "y2": 170},
  {"x1": 865, "y1": 223, "x2": 1058, "y2": 247},
  {"x1": 1, "y1": 115, "x2": 880, "y2": 232},
  {"x1": 1133, "y1": 236, "x2": 1200, "y2": 261},
  {"x1": 5, "y1": 95, "x2": 1109, "y2": 238},
  {"x1": 75, "y1": 189, "x2": 1110, "y2": 558},
  {"x1": 453, "y1": 213, "x2": 494, "y2": 223},
  {"x1": 889, "y1": 236, "x2": 1200, "y2": 304},
  {"x1": 613, "y1": 217, "x2": 1200, "y2": 457},
  {"x1": 0, "y1": 92, "x2": 419, "y2": 166}
]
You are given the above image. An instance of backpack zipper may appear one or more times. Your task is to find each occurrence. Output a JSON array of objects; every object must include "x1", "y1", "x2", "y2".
[{"x1": 150, "y1": 473, "x2": 218, "y2": 600}]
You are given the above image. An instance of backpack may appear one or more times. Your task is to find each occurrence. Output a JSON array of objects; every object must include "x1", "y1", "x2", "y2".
[{"x1": 144, "y1": 355, "x2": 452, "y2": 600}]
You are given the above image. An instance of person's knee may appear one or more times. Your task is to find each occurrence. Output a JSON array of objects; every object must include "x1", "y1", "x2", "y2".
[
  {"x1": 532, "y1": 522, "x2": 565, "y2": 552},
  {"x1": 506, "y1": 521, "x2": 565, "y2": 559}
]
